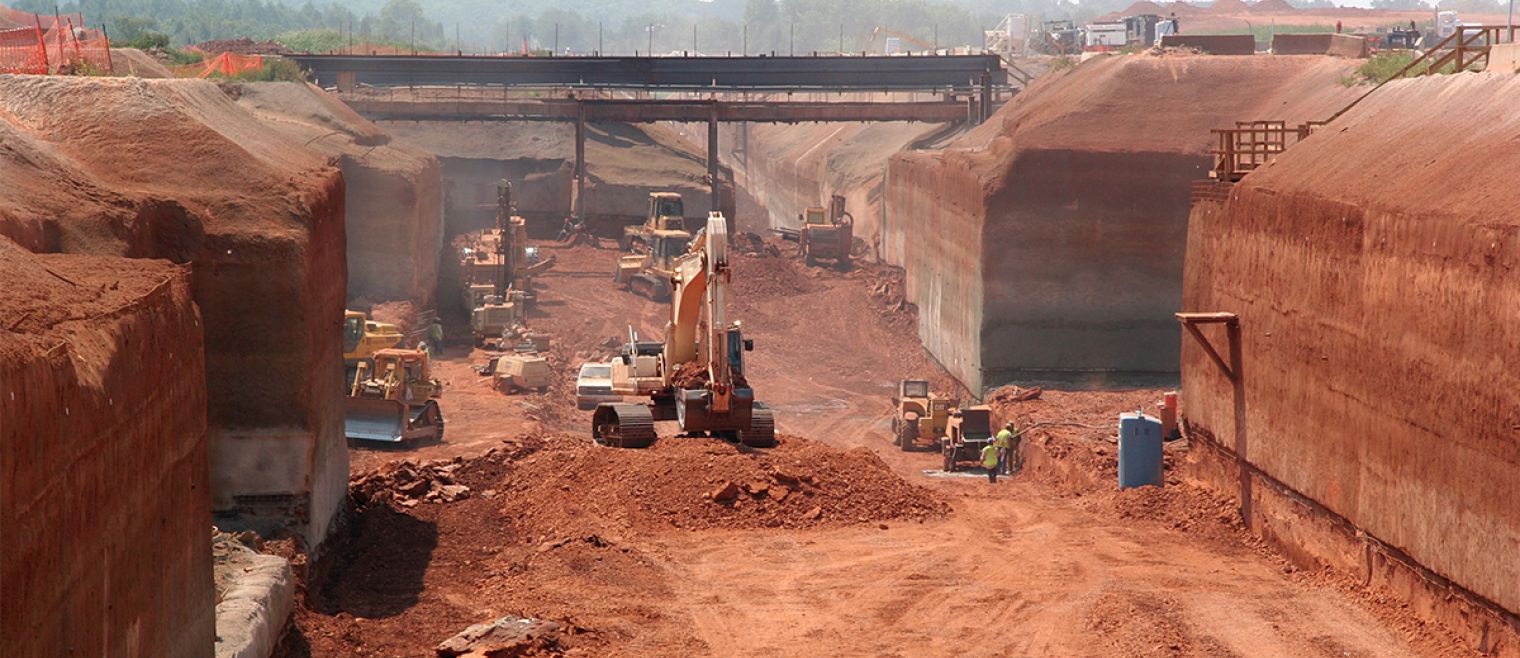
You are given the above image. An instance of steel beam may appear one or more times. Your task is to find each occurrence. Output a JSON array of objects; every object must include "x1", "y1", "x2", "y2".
[
  {"x1": 289, "y1": 54, "x2": 1006, "y2": 91},
  {"x1": 342, "y1": 98, "x2": 972, "y2": 123}
]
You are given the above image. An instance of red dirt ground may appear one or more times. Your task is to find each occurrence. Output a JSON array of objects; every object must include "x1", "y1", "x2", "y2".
[{"x1": 291, "y1": 221, "x2": 1474, "y2": 656}]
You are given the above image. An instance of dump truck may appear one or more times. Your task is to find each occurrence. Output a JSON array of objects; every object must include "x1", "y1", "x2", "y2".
[
  {"x1": 614, "y1": 229, "x2": 692, "y2": 301},
  {"x1": 343, "y1": 310, "x2": 403, "y2": 367},
  {"x1": 940, "y1": 405, "x2": 994, "y2": 472},
  {"x1": 771, "y1": 194, "x2": 854, "y2": 267},
  {"x1": 345, "y1": 348, "x2": 444, "y2": 443},
  {"x1": 892, "y1": 379, "x2": 954, "y2": 452},
  {"x1": 621, "y1": 192, "x2": 687, "y2": 251},
  {"x1": 592, "y1": 212, "x2": 775, "y2": 448}
]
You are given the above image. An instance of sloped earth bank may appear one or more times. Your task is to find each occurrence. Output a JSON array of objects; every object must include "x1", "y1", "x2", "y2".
[{"x1": 288, "y1": 220, "x2": 1467, "y2": 655}]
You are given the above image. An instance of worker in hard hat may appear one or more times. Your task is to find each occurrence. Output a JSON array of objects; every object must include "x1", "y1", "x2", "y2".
[
  {"x1": 994, "y1": 421, "x2": 1022, "y2": 476},
  {"x1": 981, "y1": 440, "x2": 1000, "y2": 484}
]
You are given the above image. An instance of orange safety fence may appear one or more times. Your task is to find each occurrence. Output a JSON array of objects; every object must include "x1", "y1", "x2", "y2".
[
  {"x1": 0, "y1": 24, "x2": 46, "y2": 74},
  {"x1": 0, "y1": 4, "x2": 109, "y2": 75},
  {"x1": 171, "y1": 51, "x2": 265, "y2": 78}
]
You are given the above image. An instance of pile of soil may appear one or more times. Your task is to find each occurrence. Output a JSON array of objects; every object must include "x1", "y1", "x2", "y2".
[
  {"x1": 193, "y1": 37, "x2": 291, "y2": 56},
  {"x1": 374, "y1": 433, "x2": 949, "y2": 534},
  {"x1": 109, "y1": 48, "x2": 172, "y2": 78}
]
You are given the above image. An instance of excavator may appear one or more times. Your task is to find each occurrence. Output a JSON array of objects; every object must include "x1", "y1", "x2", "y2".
[
  {"x1": 592, "y1": 211, "x2": 775, "y2": 448},
  {"x1": 345, "y1": 347, "x2": 445, "y2": 443}
]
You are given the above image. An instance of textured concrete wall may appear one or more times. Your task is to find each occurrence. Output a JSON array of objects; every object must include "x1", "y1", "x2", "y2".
[
  {"x1": 1161, "y1": 34, "x2": 1257, "y2": 55},
  {"x1": 979, "y1": 149, "x2": 1201, "y2": 387},
  {"x1": 883, "y1": 152, "x2": 987, "y2": 390},
  {"x1": 1, "y1": 258, "x2": 214, "y2": 658},
  {"x1": 340, "y1": 154, "x2": 442, "y2": 307},
  {"x1": 1271, "y1": 33, "x2": 1334, "y2": 54},
  {"x1": 204, "y1": 178, "x2": 350, "y2": 546},
  {"x1": 1180, "y1": 74, "x2": 1520, "y2": 617}
]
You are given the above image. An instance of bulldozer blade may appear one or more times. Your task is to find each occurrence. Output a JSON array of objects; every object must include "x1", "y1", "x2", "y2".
[{"x1": 345, "y1": 398, "x2": 409, "y2": 443}]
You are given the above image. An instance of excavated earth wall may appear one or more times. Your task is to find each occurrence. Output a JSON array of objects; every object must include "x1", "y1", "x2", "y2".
[
  {"x1": 1181, "y1": 73, "x2": 1520, "y2": 653},
  {"x1": 236, "y1": 82, "x2": 442, "y2": 308},
  {"x1": 0, "y1": 243, "x2": 214, "y2": 658},
  {"x1": 886, "y1": 54, "x2": 1363, "y2": 392},
  {"x1": 0, "y1": 75, "x2": 349, "y2": 549}
]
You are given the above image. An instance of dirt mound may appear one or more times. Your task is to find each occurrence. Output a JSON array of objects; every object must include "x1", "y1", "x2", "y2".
[
  {"x1": 1251, "y1": 0, "x2": 1297, "y2": 12},
  {"x1": 729, "y1": 248, "x2": 819, "y2": 299},
  {"x1": 428, "y1": 433, "x2": 947, "y2": 533},
  {"x1": 1210, "y1": 0, "x2": 1251, "y2": 13},
  {"x1": 193, "y1": 37, "x2": 290, "y2": 56},
  {"x1": 109, "y1": 47, "x2": 172, "y2": 78}
]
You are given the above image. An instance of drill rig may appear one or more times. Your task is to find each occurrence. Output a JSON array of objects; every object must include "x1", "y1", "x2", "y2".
[{"x1": 591, "y1": 212, "x2": 775, "y2": 448}]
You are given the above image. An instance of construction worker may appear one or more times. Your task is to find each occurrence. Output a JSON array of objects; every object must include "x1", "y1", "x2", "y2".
[
  {"x1": 981, "y1": 440, "x2": 1000, "y2": 484},
  {"x1": 994, "y1": 421, "x2": 1013, "y2": 475}
]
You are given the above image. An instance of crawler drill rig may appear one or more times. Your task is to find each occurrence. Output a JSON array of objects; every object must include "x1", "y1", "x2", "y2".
[{"x1": 592, "y1": 212, "x2": 775, "y2": 448}]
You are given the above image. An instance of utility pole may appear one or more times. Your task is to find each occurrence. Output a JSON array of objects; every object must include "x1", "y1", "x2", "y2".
[
  {"x1": 554, "y1": 23, "x2": 559, "y2": 54},
  {"x1": 839, "y1": 24, "x2": 843, "y2": 53},
  {"x1": 790, "y1": 22, "x2": 794, "y2": 55},
  {"x1": 598, "y1": 22, "x2": 603, "y2": 54},
  {"x1": 693, "y1": 23, "x2": 697, "y2": 53},
  {"x1": 648, "y1": 23, "x2": 653, "y2": 55},
  {"x1": 410, "y1": 19, "x2": 415, "y2": 55},
  {"x1": 743, "y1": 23, "x2": 747, "y2": 56}
]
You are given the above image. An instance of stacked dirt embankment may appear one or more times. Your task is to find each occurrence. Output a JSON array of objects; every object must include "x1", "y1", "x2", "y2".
[
  {"x1": 381, "y1": 118, "x2": 734, "y2": 237},
  {"x1": 235, "y1": 81, "x2": 442, "y2": 308},
  {"x1": 887, "y1": 54, "x2": 1362, "y2": 392},
  {"x1": 0, "y1": 76, "x2": 348, "y2": 548},
  {"x1": 1182, "y1": 73, "x2": 1520, "y2": 652},
  {"x1": 0, "y1": 240, "x2": 213, "y2": 658}
]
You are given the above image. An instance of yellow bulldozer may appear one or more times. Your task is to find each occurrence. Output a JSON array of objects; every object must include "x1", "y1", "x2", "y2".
[
  {"x1": 345, "y1": 348, "x2": 444, "y2": 444},
  {"x1": 621, "y1": 192, "x2": 688, "y2": 251},
  {"x1": 614, "y1": 229, "x2": 692, "y2": 301},
  {"x1": 892, "y1": 379, "x2": 953, "y2": 452},
  {"x1": 772, "y1": 194, "x2": 854, "y2": 268}
]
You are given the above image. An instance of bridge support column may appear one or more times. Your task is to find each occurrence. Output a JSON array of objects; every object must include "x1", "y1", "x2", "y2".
[
  {"x1": 574, "y1": 100, "x2": 586, "y2": 222},
  {"x1": 980, "y1": 69, "x2": 993, "y2": 123},
  {"x1": 708, "y1": 101, "x2": 719, "y2": 212}
]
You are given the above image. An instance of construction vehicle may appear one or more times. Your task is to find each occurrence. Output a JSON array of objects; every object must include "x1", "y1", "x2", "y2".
[
  {"x1": 940, "y1": 405, "x2": 994, "y2": 472},
  {"x1": 892, "y1": 379, "x2": 953, "y2": 452},
  {"x1": 476, "y1": 353, "x2": 552, "y2": 393},
  {"x1": 592, "y1": 211, "x2": 775, "y2": 449},
  {"x1": 345, "y1": 348, "x2": 444, "y2": 443},
  {"x1": 773, "y1": 194, "x2": 854, "y2": 267},
  {"x1": 621, "y1": 192, "x2": 687, "y2": 251},
  {"x1": 343, "y1": 310, "x2": 403, "y2": 367},
  {"x1": 470, "y1": 290, "x2": 528, "y2": 347},
  {"x1": 615, "y1": 229, "x2": 692, "y2": 300},
  {"x1": 1035, "y1": 20, "x2": 1082, "y2": 56}
]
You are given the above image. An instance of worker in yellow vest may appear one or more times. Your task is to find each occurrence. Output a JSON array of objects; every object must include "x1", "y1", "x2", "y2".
[
  {"x1": 994, "y1": 421, "x2": 1022, "y2": 475},
  {"x1": 981, "y1": 441, "x2": 1000, "y2": 484}
]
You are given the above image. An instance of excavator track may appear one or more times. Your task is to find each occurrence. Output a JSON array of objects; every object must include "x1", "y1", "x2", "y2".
[
  {"x1": 592, "y1": 403, "x2": 657, "y2": 448},
  {"x1": 740, "y1": 403, "x2": 776, "y2": 448}
]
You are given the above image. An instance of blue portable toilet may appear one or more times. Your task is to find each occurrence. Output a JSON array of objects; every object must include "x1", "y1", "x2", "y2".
[{"x1": 1118, "y1": 412, "x2": 1164, "y2": 489}]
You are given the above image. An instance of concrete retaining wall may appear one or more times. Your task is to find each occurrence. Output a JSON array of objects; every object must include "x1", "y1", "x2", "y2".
[{"x1": 1161, "y1": 34, "x2": 1257, "y2": 55}]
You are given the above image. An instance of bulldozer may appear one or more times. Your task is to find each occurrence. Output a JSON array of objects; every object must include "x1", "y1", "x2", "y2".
[
  {"x1": 343, "y1": 310, "x2": 403, "y2": 367},
  {"x1": 614, "y1": 229, "x2": 692, "y2": 301},
  {"x1": 940, "y1": 405, "x2": 994, "y2": 471},
  {"x1": 772, "y1": 194, "x2": 854, "y2": 267},
  {"x1": 621, "y1": 192, "x2": 687, "y2": 251},
  {"x1": 345, "y1": 348, "x2": 445, "y2": 444},
  {"x1": 592, "y1": 211, "x2": 775, "y2": 449},
  {"x1": 892, "y1": 379, "x2": 953, "y2": 451}
]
